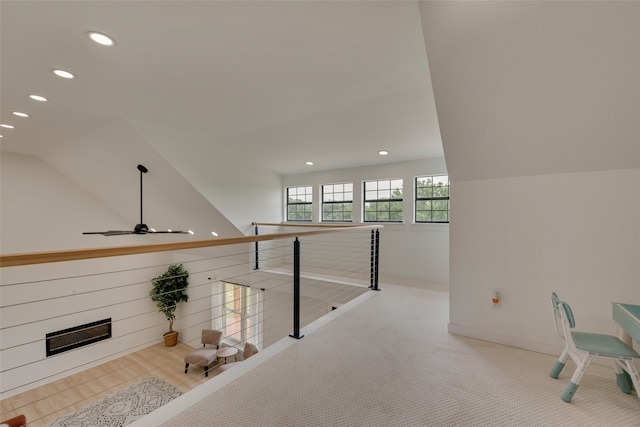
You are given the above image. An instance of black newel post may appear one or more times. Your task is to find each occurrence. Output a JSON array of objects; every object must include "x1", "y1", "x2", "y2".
[
  {"x1": 372, "y1": 229, "x2": 381, "y2": 291},
  {"x1": 370, "y1": 229, "x2": 375, "y2": 289},
  {"x1": 289, "y1": 237, "x2": 304, "y2": 339},
  {"x1": 254, "y1": 224, "x2": 259, "y2": 270}
]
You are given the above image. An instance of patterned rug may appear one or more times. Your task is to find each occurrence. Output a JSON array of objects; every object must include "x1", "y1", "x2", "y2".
[{"x1": 47, "y1": 377, "x2": 182, "y2": 427}]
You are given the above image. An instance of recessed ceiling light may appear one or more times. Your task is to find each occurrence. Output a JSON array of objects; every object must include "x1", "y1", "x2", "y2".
[
  {"x1": 52, "y1": 69, "x2": 75, "y2": 79},
  {"x1": 211, "y1": 231, "x2": 218, "y2": 237},
  {"x1": 87, "y1": 31, "x2": 115, "y2": 46},
  {"x1": 0, "y1": 134, "x2": 4, "y2": 138},
  {"x1": 29, "y1": 94, "x2": 48, "y2": 102},
  {"x1": 0, "y1": 124, "x2": 15, "y2": 129},
  {"x1": 12, "y1": 111, "x2": 29, "y2": 118},
  {"x1": 305, "y1": 161, "x2": 314, "y2": 166},
  {"x1": 378, "y1": 150, "x2": 389, "y2": 156},
  {"x1": 188, "y1": 230, "x2": 194, "y2": 235}
]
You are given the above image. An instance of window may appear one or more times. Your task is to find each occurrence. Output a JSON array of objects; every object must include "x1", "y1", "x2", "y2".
[
  {"x1": 212, "y1": 281, "x2": 263, "y2": 348},
  {"x1": 286, "y1": 186, "x2": 312, "y2": 221},
  {"x1": 363, "y1": 179, "x2": 403, "y2": 222},
  {"x1": 322, "y1": 183, "x2": 353, "y2": 222},
  {"x1": 222, "y1": 282, "x2": 251, "y2": 343},
  {"x1": 415, "y1": 175, "x2": 450, "y2": 223}
]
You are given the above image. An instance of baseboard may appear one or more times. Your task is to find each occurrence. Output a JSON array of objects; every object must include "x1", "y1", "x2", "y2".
[
  {"x1": 448, "y1": 322, "x2": 563, "y2": 358},
  {"x1": 447, "y1": 323, "x2": 615, "y2": 368},
  {"x1": 379, "y1": 276, "x2": 449, "y2": 291}
]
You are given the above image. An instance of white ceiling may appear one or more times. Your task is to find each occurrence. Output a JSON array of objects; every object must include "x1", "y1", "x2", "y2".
[
  {"x1": 0, "y1": 1, "x2": 443, "y2": 175},
  {"x1": 419, "y1": 1, "x2": 640, "y2": 181}
]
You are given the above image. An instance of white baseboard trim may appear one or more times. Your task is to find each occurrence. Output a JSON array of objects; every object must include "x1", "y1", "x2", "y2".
[
  {"x1": 379, "y1": 277, "x2": 449, "y2": 291},
  {"x1": 447, "y1": 323, "x2": 615, "y2": 368},
  {"x1": 448, "y1": 322, "x2": 563, "y2": 357}
]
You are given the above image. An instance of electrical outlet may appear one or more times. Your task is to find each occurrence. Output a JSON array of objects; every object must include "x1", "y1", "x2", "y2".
[{"x1": 491, "y1": 290, "x2": 501, "y2": 307}]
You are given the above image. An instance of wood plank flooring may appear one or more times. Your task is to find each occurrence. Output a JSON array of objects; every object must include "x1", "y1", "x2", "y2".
[{"x1": 1, "y1": 342, "x2": 223, "y2": 427}]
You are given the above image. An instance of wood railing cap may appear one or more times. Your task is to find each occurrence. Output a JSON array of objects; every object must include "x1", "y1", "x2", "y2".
[{"x1": 1, "y1": 224, "x2": 382, "y2": 267}]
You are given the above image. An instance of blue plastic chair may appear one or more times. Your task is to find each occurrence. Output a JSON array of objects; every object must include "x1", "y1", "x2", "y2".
[{"x1": 549, "y1": 292, "x2": 640, "y2": 403}]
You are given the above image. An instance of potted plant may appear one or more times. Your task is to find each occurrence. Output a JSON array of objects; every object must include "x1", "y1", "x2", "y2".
[{"x1": 150, "y1": 263, "x2": 189, "y2": 347}]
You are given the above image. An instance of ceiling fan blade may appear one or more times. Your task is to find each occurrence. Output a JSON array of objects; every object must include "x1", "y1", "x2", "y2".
[
  {"x1": 83, "y1": 230, "x2": 135, "y2": 236},
  {"x1": 149, "y1": 230, "x2": 189, "y2": 234}
]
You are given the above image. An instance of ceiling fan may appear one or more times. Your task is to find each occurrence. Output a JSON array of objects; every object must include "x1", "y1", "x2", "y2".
[{"x1": 83, "y1": 164, "x2": 189, "y2": 236}]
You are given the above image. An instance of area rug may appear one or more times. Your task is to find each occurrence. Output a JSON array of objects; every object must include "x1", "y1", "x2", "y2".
[{"x1": 47, "y1": 377, "x2": 182, "y2": 427}]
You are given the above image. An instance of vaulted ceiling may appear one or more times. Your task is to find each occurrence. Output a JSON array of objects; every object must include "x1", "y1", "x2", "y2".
[
  {"x1": 419, "y1": 1, "x2": 640, "y2": 181},
  {"x1": 0, "y1": 1, "x2": 443, "y2": 176},
  {"x1": 2, "y1": 1, "x2": 637, "y2": 196}
]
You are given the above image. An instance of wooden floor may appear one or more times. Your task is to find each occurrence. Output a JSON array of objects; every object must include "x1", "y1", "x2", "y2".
[{"x1": 0, "y1": 342, "x2": 224, "y2": 427}]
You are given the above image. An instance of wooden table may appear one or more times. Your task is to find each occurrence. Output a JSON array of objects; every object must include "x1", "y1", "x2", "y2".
[
  {"x1": 612, "y1": 303, "x2": 640, "y2": 346},
  {"x1": 216, "y1": 346, "x2": 238, "y2": 364}
]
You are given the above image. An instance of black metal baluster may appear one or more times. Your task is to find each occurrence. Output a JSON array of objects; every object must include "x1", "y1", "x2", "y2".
[
  {"x1": 254, "y1": 223, "x2": 259, "y2": 270},
  {"x1": 290, "y1": 237, "x2": 304, "y2": 339},
  {"x1": 370, "y1": 229, "x2": 375, "y2": 289},
  {"x1": 373, "y1": 229, "x2": 381, "y2": 291}
]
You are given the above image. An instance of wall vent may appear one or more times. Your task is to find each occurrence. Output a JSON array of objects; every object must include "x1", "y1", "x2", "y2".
[{"x1": 46, "y1": 318, "x2": 112, "y2": 357}]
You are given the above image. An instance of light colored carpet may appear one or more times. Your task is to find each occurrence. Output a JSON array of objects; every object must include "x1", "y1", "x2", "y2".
[
  {"x1": 155, "y1": 284, "x2": 639, "y2": 426},
  {"x1": 47, "y1": 377, "x2": 181, "y2": 427}
]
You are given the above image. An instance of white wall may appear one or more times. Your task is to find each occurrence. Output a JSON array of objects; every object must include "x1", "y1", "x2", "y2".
[
  {"x1": 449, "y1": 168, "x2": 640, "y2": 354},
  {"x1": 283, "y1": 158, "x2": 449, "y2": 285},
  {"x1": 0, "y1": 153, "x2": 134, "y2": 253},
  {"x1": 1, "y1": 122, "x2": 245, "y2": 254},
  {"x1": 419, "y1": 1, "x2": 640, "y2": 183},
  {"x1": 0, "y1": 243, "x2": 259, "y2": 399},
  {"x1": 420, "y1": 1, "x2": 640, "y2": 357},
  {"x1": 0, "y1": 152, "x2": 249, "y2": 398},
  {"x1": 0, "y1": 253, "x2": 174, "y2": 398},
  {"x1": 129, "y1": 120, "x2": 284, "y2": 235},
  {"x1": 41, "y1": 121, "x2": 245, "y2": 243}
]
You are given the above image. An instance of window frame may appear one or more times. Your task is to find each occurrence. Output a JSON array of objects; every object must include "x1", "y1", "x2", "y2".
[
  {"x1": 321, "y1": 182, "x2": 354, "y2": 222},
  {"x1": 286, "y1": 185, "x2": 313, "y2": 222},
  {"x1": 414, "y1": 174, "x2": 450, "y2": 224},
  {"x1": 222, "y1": 282, "x2": 248, "y2": 344},
  {"x1": 362, "y1": 178, "x2": 404, "y2": 223}
]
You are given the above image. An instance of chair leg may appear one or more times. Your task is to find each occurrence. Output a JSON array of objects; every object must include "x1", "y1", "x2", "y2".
[
  {"x1": 616, "y1": 372, "x2": 633, "y2": 394},
  {"x1": 550, "y1": 348, "x2": 569, "y2": 379},
  {"x1": 184, "y1": 363, "x2": 189, "y2": 374},
  {"x1": 613, "y1": 360, "x2": 632, "y2": 394},
  {"x1": 623, "y1": 359, "x2": 640, "y2": 399},
  {"x1": 205, "y1": 365, "x2": 209, "y2": 377},
  {"x1": 561, "y1": 353, "x2": 593, "y2": 403}
]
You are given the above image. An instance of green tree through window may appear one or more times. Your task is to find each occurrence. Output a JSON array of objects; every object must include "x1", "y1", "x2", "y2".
[
  {"x1": 287, "y1": 186, "x2": 313, "y2": 221},
  {"x1": 322, "y1": 183, "x2": 353, "y2": 222},
  {"x1": 415, "y1": 175, "x2": 449, "y2": 223},
  {"x1": 363, "y1": 179, "x2": 403, "y2": 222}
]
